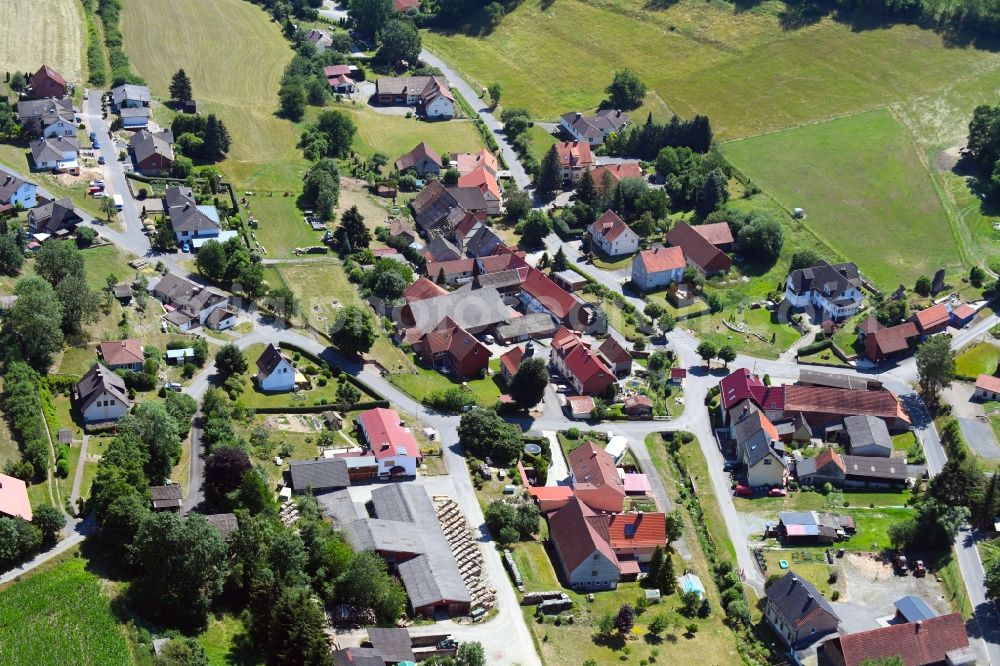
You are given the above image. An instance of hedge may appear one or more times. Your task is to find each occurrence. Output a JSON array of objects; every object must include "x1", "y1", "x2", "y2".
[
  {"x1": 277, "y1": 342, "x2": 382, "y2": 400},
  {"x1": 796, "y1": 339, "x2": 833, "y2": 357},
  {"x1": 253, "y1": 400, "x2": 389, "y2": 414}
]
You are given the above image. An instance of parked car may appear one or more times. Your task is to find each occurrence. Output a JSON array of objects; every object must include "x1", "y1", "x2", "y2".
[
  {"x1": 722, "y1": 460, "x2": 737, "y2": 473},
  {"x1": 88, "y1": 186, "x2": 102, "y2": 194},
  {"x1": 181, "y1": 241, "x2": 190, "y2": 253},
  {"x1": 894, "y1": 554, "x2": 909, "y2": 575},
  {"x1": 437, "y1": 638, "x2": 459, "y2": 650},
  {"x1": 913, "y1": 559, "x2": 926, "y2": 577},
  {"x1": 163, "y1": 382, "x2": 182, "y2": 392},
  {"x1": 92, "y1": 140, "x2": 100, "y2": 149},
  {"x1": 91, "y1": 191, "x2": 105, "y2": 198},
  {"x1": 88, "y1": 131, "x2": 96, "y2": 141},
  {"x1": 734, "y1": 484, "x2": 753, "y2": 498},
  {"x1": 97, "y1": 155, "x2": 105, "y2": 165},
  {"x1": 768, "y1": 488, "x2": 787, "y2": 497},
  {"x1": 92, "y1": 179, "x2": 105, "y2": 188}
]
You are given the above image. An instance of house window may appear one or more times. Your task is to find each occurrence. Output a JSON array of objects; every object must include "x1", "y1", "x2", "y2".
[
  {"x1": 592, "y1": 570, "x2": 598, "y2": 577},
  {"x1": 764, "y1": 458, "x2": 771, "y2": 465},
  {"x1": 593, "y1": 554, "x2": 599, "y2": 560}
]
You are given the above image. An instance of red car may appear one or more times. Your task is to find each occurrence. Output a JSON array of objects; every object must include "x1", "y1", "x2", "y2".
[
  {"x1": 768, "y1": 488, "x2": 787, "y2": 497},
  {"x1": 734, "y1": 484, "x2": 753, "y2": 498}
]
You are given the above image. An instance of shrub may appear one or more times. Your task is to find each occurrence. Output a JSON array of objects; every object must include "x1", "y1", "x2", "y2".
[{"x1": 317, "y1": 377, "x2": 328, "y2": 387}]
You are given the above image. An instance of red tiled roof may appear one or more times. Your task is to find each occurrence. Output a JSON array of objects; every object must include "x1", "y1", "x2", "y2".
[
  {"x1": 670, "y1": 368, "x2": 687, "y2": 379},
  {"x1": 824, "y1": 612, "x2": 969, "y2": 666},
  {"x1": 499, "y1": 346, "x2": 523, "y2": 376},
  {"x1": 623, "y1": 394, "x2": 653, "y2": 409},
  {"x1": 357, "y1": 407, "x2": 419, "y2": 461},
  {"x1": 529, "y1": 485, "x2": 574, "y2": 501},
  {"x1": 784, "y1": 385, "x2": 905, "y2": 421},
  {"x1": 591, "y1": 162, "x2": 643, "y2": 189},
  {"x1": 666, "y1": 221, "x2": 731, "y2": 273},
  {"x1": 759, "y1": 412, "x2": 780, "y2": 441},
  {"x1": 478, "y1": 251, "x2": 528, "y2": 274},
  {"x1": 588, "y1": 210, "x2": 634, "y2": 243},
  {"x1": 33, "y1": 64, "x2": 66, "y2": 88},
  {"x1": 869, "y1": 322, "x2": 919, "y2": 356},
  {"x1": 0, "y1": 472, "x2": 32, "y2": 521},
  {"x1": 814, "y1": 447, "x2": 845, "y2": 473},
  {"x1": 452, "y1": 149, "x2": 498, "y2": 176},
  {"x1": 394, "y1": 0, "x2": 420, "y2": 10},
  {"x1": 457, "y1": 166, "x2": 501, "y2": 200},
  {"x1": 912, "y1": 303, "x2": 950, "y2": 332},
  {"x1": 598, "y1": 337, "x2": 631, "y2": 364},
  {"x1": 548, "y1": 496, "x2": 617, "y2": 574},
  {"x1": 561, "y1": 342, "x2": 613, "y2": 391},
  {"x1": 98, "y1": 338, "x2": 143, "y2": 367},
  {"x1": 551, "y1": 326, "x2": 585, "y2": 354},
  {"x1": 566, "y1": 394, "x2": 595, "y2": 415},
  {"x1": 404, "y1": 276, "x2": 447, "y2": 302},
  {"x1": 568, "y1": 441, "x2": 622, "y2": 492},
  {"x1": 858, "y1": 315, "x2": 882, "y2": 335},
  {"x1": 521, "y1": 268, "x2": 579, "y2": 320},
  {"x1": 425, "y1": 258, "x2": 475, "y2": 279},
  {"x1": 719, "y1": 368, "x2": 785, "y2": 412},
  {"x1": 951, "y1": 303, "x2": 976, "y2": 321},
  {"x1": 554, "y1": 141, "x2": 593, "y2": 169},
  {"x1": 636, "y1": 246, "x2": 685, "y2": 274},
  {"x1": 395, "y1": 141, "x2": 441, "y2": 172},
  {"x1": 324, "y1": 64, "x2": 352, "y2": 77},
  {"x1": 607, "y1": 512, "x2": 666, "y2": 549},
  {"x1": 977, "y1": 374, "x2": 1000, "y2": 394},
  {"x1": 692, "y1": 222, "x2": 734, "y2": 246}
]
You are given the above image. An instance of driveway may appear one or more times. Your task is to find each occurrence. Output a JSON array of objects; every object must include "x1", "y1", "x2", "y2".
[
  {"x1": 958, "y1": 416, "x2": 1000, "y2": 460},
  {"x1": 318, "y1": 0, "x2": 349, "y2": 21}
]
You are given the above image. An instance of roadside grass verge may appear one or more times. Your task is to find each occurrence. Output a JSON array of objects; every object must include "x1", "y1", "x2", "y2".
[{"x1": 955, "y1": 342, "x2": 1000, "y2": 380}]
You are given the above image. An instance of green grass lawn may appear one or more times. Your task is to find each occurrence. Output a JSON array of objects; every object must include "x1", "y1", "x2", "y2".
[
  {"x1": 723, "y1": 110, "x2": 959, "y2": 288},
  {"x1": 510, "y1": 540, "x2": 741, "y2": 665},
  {"x1": 831, "y1": 311, "x2": 869, "y2": 356},
  {"x1": 798, "y1": 348, "x2": 850, "y2": 367},
  {"x1": 197, "y1": 613, "x2": 263, "y2": 666},
  {"x1": 331, "y1": 101, "x2": 486, "y2": 159},
  {"x1": 735, "y1": 488, "x2": 911, "y2": 515},
  {"x1": 389, "y1": 355, "x2": 503, "y2": 406},
  {"x1": 526, "y1": 123, "x2": 558, "y2": 163},
  {"x1": 274, "y1": 262, "x2": 414, "y2": 373},
  {"x1": 692, "y1": 308, "x2": 801, "y2": 360},
  {"x1": 0, "y1": 557, "x2": 131, "y2": 665},
  {"x1": 955, "y1": 342, "x2": 1000, "y2": 379},
  {"x1": 238, "y1": 343, "x2": 360, "y2": 409},
  {"x1": 762, "y1": 549, "x2": 836, "y2": 596}
]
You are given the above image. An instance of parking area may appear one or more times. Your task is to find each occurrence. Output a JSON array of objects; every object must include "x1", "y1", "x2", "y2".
[{"x1": 831, "y1": 553, "x2": 955, "y2": 635}]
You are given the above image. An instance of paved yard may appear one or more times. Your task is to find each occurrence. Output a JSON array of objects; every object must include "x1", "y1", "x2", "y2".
[
  {"x1": 832, "y1": 553, "x2": 955, "y2": 635},
  {"x1": 958, "y1": 416, "x2": 1000, "y2": 460}
]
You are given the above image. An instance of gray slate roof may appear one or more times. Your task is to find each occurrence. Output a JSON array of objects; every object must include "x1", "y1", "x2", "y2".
[
  {"x1": 288, "y1": 458, "x2": 350, "y2": 492},
  {"x1": 204, "y1": 513, "x2": 239, "y2": 538},
  {"x1": 0, "y1": 167, "x2": 32, "y2": 203},
  {"x1": 17, "y1": 98, "x2": 74, "y2": 125},
  {"x1": 111, "y1": 84, "x2": 151, "y2": 107},
  {"x1": 255, "y1": 343, "x2": 291, "y2": 379},
  {"x1": 844, "y1": 414, "x2": 893, "y2": 455},
  {"x1": 560, "y1": 109, "x2": 630, "y2": 142},
  {"x1": 129, "y1": 129, "x2": 174, "y2": 164},
  {"x1": 152, "y1": 272, "x2": 228, "y2": 316},
  {"x1": 165, "y1": 186, "x2": 220, "y2": 234},
  {"x1": 333, "y1": 648, "x2": 386, "y2": 666},
  {"x1": 150, "y1": 484, "x2": 183, "y2": 509},
  {"x1": 786, "y1": 260, "x2": 860, "y2": 299},
  {"x1": 30, "y1": 136, "x2": 78, "y2": 163},
  {"x1": 841, "y1": 454, "x2": 907, "y2": 481},
  {"x1": 366, "y1": 628, "x2": 415, "y2": 664},
  {"x1": 464, "y1": 225, "x2": 502, "y2": 257},
  {"x1": 75, "y1": 362, "x2": 131, "y2": 413},
  {"x1": 404, "y1": 286, "x2": 509, "y2": 333},
  {"x1": 766, "y1": 571, "x2": 840, "y2": 629}
]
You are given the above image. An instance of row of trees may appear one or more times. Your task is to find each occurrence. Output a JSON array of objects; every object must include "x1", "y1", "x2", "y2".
[
  {"x1": 170, "y1": 114, "x2": 233, "y2": 163},
  {"x1": 195, "y1": 236, "x2": 265, "y2": 298},
  {"x1": 300, "y1": 110, "x2": 357, "y2": 161}
]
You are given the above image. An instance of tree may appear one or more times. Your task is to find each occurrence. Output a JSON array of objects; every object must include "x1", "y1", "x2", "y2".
[
  {"x1": 576, "y1": 169, "x2": 598, "y2": 208},
  {"x1": 330, "y1": 305, "x2": 376, "y2": 356},
  {"x1": 204, "y1": 447, "x2": 252, "y2": 503},
  {"x1": 518, "y1": 210, "x2": 551, "y2": 247},
  {"x1": 658, "y1": 311, "x2": 675, "y2": 333},
  {"x1": 790, "y1": 248, "x2": 820, "y2": 271},
  {"x1": 916, "y1": 334, "x2": 955, "y2": 403},
  {"x1": 737, "y1": 215, "x2": 783, "y2": 263},
  {"x1": 665, "y1": 512, "x2": 684, "y2": 542},
  {"x1": 648, "y1": 613, "x2": 669, "y2": 636},
  {"x1": 971, "y1": 265, "x2": 987, "y2": 288},
  {"x1": 605, "y1": 69, "x2": 647, "y2": 110},
  {"x1": 237, "y1": 468, "x2": 277, "y2": 516},
  {"x1": 696, "y1": 168, "x2": 728, "y2": 218},
  {"x1": 350, "y1": 0, "x2": 394, "y2": 38},
  {"x1": 375, "y1": 19, "x2": 421, "y2": 66},
  {"x1": 503, "y1": 187, "x2": 531, "y2": 222},
  {"x1": 914, "y1": 275, "x2": 932, "y2": 296},
  {"x1": 134, "y1": 512, "x2": 228, "y2": 630},
  {"x1": 656, "y1": 548, "x2": 676, "y2": 594},
  {"x1": 266, "y1": 286, "x2": 300, "y2": 323},
  {"x1": 0, "y1": 233, "x2": 24, "y2": 276},
  {"x1": 986, "y1": 557, "x2": 1000, "y2": 601},
  {"x1": 215, "y1": 344, "x2": 248, "y2": 378},
  {"x1": 202, "y1": 114, "x2": 231, "y2": 161},
  {"x1": 535, "y1": 144, "x2": 562, "y2": 200},
  {"x1": 196, "y1": 240, "x2": 228, "y2": 281},
  {"x1": 456, "y1": 642, "x2": 486, "y2": 666},
  {"x1": 55, "y1": 273, "x2": 98, "y2": 333},
  {"x1": 696, "y1": 341, "x2": 716, "y2": 366},
  {"x1": 35, "y1": 241, "x2": 84, "y2": 287},
  {"x1": 648, "y1": 545, "x2": 665, "y2": 582},
  {"x1": 488, "y1": 82, "x2": 502, "y2": 108},
  {"x1": 336, "y1": 550, "x2": 407, "y2": 625},
  {"x1": 337, "y1": 206, "x2": 371, "y2": 250},
  {"x1": 118, "y1": 402, "x2": 183, "y2": 484},
  {"x1": 263, "y1": 586, "x2": 334, "y2": 666},
  {"x1": 457, "y1": 407, "x2": 523, "y2": 465},
  {"x1": 632, "y1": 211, "x2": 656, "y2": 238},
  {"x1": 4, "y1": 276, "x2": 64, "y2": 369},
  {"x1": 614, "y1": 604, "x2": 635, "y2": 635},
  {"x1": 304, "y1": 159, "x2": 341, "y2": 218},
  {"x1": 169, "y1": 69, "x2": 193, "y2": 103},
  {"x1": 32, "y1": 504, "x2": 65, "y2": 542},
  {"x1": 278, "y1": 83, "x2": 307, "y2": 121},
  {"x1": 551, "y1": 247, "x2": 568, "y2": 272},
  {"x1": 336, "y1": 382, "x2": 362, "y2": 409},
  {"x1": 301, "y1": 110, "x2": 357, "y2": 159},
  {"x1": 485, "y1": 1, "x2": 505, "y2": 28},
  {"x1": 156, "y1": 637, "x2": 209, "y2": 666},
  {"x1": 509, "y1": 357, "x2": 548, "y2": 409},
  {"x1": 717, "y1": 344, "x2": 736, "y2": 368}
]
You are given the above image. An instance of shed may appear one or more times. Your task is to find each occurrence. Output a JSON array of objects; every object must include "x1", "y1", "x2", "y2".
[
  {"x1": 150, "y1": 484, "x2": 183, "y2": 511},
  {"x1": 366, "y1": 627, "x2": 415, "y2": 664},
  {"x1": 894, "y1": 595, "x2": 936, "y2": 623},
  {"x1": 604, "y1": 435, "x2": 628, "y2": 463},
  {"x1": 166, "y1": 348, "x2": 195, "y2": 364},
  {"x1": 57, "y1": 428, "x2": 72, "y2": 444}
]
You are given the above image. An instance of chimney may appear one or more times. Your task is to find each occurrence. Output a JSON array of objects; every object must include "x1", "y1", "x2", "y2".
[
  {"x1": 915, "y1": 621, "x2": 922, "y2": 633},
  {"x1": 574, "y1": 112, "x2": 582, "y2": 121}
]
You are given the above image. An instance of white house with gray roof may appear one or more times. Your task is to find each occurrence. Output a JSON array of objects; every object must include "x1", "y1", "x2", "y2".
[
  {"x1": 17, "y1": 98, "x2": 76, "y2": 138},
  {"x1": 784, "y1": 260, "x2": 863, "y2": 321},
  {"x1": 30, "y1": 136, "x2": 78, "y2": 172},
  {"x1": 559, "y1": 109, "x2": 630, "y2": 146},
  {"x1": 164, "y1": 186, "x2": 222, "y2": 244},
  {"x1": 0, "y1": 168, "x2": 37, "y2": 210},
  {"x1": 74, "y1": 362, "x2": 132, "y2": 423}
]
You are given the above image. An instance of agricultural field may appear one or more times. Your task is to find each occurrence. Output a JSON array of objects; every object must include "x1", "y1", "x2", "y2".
[
  {"x1": 723, "y1": 110, "x2": 959, "y2": 288},
  {"x1": 0, "y1": 558, "x2": 131, "y2": 666},
  {"x1": 332, "y1": 101, "x2": 486, "y2": 159},
  {"x1": 0, "y1": 0, "x2": 84, "y2": 83}
]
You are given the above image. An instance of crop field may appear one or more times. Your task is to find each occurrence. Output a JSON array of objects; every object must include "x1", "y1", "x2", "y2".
[
  {"x1": 722, "y1": 110, "x2": 959, "y2": 287},
  {"x1": 121, "y1": 0, "x2": 305, "y2": 191},
  {"x1": 0, "y1": 0, "x2": 84, "y2": 83},
  {"x1": 0, "y1": 558, "x2": 130, "y2": 666}
]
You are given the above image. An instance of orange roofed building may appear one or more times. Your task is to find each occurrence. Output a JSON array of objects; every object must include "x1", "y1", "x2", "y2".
[{"x1": 568, "y1": 440, "x2": 625, "y2": 512}]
